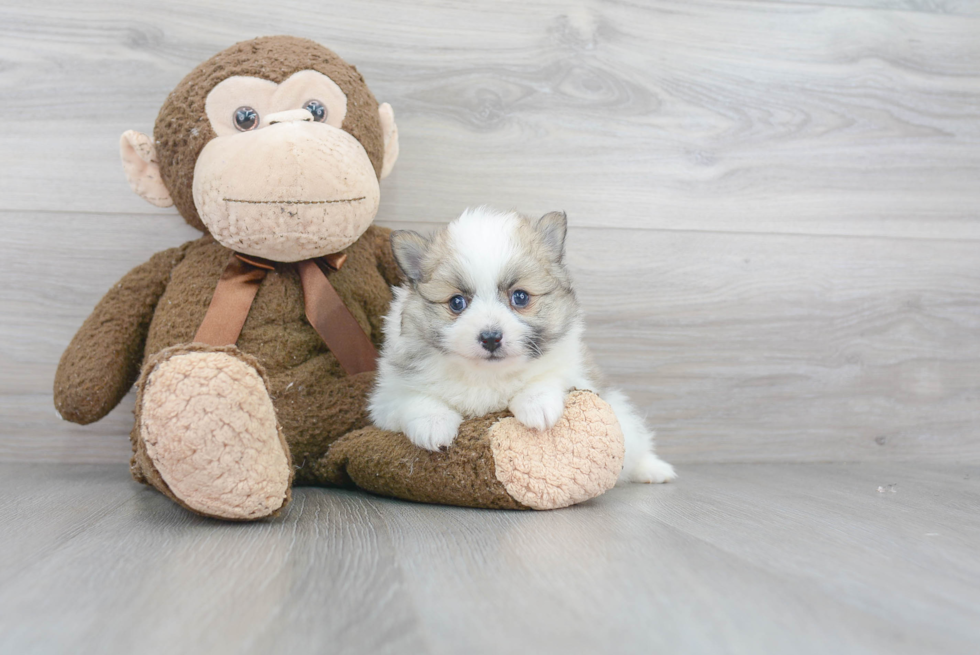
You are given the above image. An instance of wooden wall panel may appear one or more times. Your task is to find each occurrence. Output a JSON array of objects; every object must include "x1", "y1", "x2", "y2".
[
  {"x1": 0, "y1": 1, "x2": 978, "y2": 237},
  {"x1": 1, "y1": 0, "x2": 978, "y2": 463}
]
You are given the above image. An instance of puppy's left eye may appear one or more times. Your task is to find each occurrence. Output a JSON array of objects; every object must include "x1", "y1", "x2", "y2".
[
  {"x1": 449, "y1": 295, "x2": 468, "y2": 314},
  {"x1": 510, "y1": 289, "x2": 530, "y2": 308}
]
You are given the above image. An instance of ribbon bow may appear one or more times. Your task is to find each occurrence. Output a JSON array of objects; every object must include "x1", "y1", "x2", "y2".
[{"x1": 194, "y1": 251, "x2": 378, "y2": 375}]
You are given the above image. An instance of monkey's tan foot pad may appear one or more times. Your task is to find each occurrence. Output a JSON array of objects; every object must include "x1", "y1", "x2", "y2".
[
  {"x1": 315, "y1": 390, "x2": 624, "y2": 510},
  {"x1": 135, "y1": 345, "x2": 292, "y2": 521}
]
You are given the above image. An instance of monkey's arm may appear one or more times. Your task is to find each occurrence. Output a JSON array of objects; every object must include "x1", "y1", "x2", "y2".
[{"x1": 54, "y1": 245, "x2": 189, "y2": 424}]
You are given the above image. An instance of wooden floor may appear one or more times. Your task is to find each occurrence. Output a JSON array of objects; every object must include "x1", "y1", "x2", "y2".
[{"x1": 1, "y1": 462, "x2": 978, "y2": 655}]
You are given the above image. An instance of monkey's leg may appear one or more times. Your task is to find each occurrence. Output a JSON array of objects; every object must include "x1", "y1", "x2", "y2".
[
  {"x1": 313, "y1": 390, "x2": 625, "y2": 510},
  {"x1": 268, "y1": 369, "x2": 377, "y2": 486},
  {"x1": 130, "y1": 344, "x2": 292, "y2": 521}
]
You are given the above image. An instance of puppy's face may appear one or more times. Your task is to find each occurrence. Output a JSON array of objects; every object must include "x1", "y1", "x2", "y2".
[{"x1": 392, "y1": 208, "x2": 577, "y2": 366}]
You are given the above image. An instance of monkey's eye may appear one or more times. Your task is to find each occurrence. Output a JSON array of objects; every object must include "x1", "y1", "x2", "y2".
[
  {"x1": 449, "y1": 295, "x2": 468, "y2": 314},
  {"x1": 303, "y1": 99, "x2": 328, "y2": 122},
  {"x1": 510, "y1": 290, "x2": 530, "y2": 308},
  {"x1": 234, "y1": 106, "x2": 259, "y2": 131}
]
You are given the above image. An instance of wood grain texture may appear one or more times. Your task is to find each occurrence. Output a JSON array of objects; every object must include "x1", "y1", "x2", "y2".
[
  {"x1": 1, "y1": 0, "x2": 978, "y2": 464},
  {"x1": 759, "y1": 0, "x2": 980, "y2": 15},
  {"x1": 0, "y1": 0, "x2": 978, "y2": 237},
  {"x1": 1, "y1": 462, "x2": 978, "y2": 654}
]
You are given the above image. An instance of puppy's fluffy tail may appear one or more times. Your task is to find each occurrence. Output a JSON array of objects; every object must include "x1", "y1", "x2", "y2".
[{"x1": 600, "y1": 388, "x2": 677, "y2": 485}]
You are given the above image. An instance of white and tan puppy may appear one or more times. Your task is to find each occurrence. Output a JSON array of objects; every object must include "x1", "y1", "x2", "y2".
[{"x1": 369, "y1": 207, "x2": 676, "y2": 484}]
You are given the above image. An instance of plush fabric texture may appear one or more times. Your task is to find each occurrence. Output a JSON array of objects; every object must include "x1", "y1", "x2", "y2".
[
  {"x1": 315, "y1": 413, "x2": 529, "y2": 510},
  {"x1": 314, "y1": 390, "x2": 623, "y2": 511},
  {"x1": 490, "y1": 390, "x2": 625, "y2": 510},
  {"x1": 140, "y1": 226, "x2": 398, "y2": 479},
  {"x1": 154, "y1": 36, "x2": 385, "y2": 232},
  {"x1": 136, "y1": 345, "x2": 292, "y2": 520},
  {"x1": 54, "y1": 245, "x2": 190, "y2": 424},
  {"x1": 192, "y1": 120, "x2": 381, "y2": 261}
]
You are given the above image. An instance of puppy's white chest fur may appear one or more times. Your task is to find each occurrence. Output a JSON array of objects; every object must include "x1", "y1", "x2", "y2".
[{"x1": 423, "y1": 360, "x2": 533, "y2": 417}]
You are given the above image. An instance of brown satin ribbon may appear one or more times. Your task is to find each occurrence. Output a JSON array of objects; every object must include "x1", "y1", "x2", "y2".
[
  {"x1": 296, "y1": 258, "x2": 378, "y2": 375},
  {"x1": 193, "y1": 253, "x2": 271, "y2": 346},
  {"x1": 194, "y1": 251, "x2": 377, "y2": 375}
]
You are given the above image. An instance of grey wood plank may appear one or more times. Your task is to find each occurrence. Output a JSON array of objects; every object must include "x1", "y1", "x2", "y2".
[
  {"x1": 0, "y1": 1, "x2": 978, "y2": 239},
  {"x1": 0, "y1": 464, "x2": 140, "y2": 586},
  {"x1": 5, "y1": 211, "x2": 978, "y2": 464},
  {"x1": 1, "y1": 462, "x2": 978, "y2": 654},
  {"x1": 574, "y1": 227, "x2": 980, "y2": 464},
  {"x1": 624, "y1": 462, "x2": 980, "y2": 649},
  {"x1": 0, "y1": 465, "x2": 432, "y2": 655},
  {"x1": 0, "y1": 394, "x2": 135, "y2": 463},
  {"x1": 374, "y1": 464, "x2": 980, "y2": 655},
  {"x1": 757, "y1": 0, "x2": 980, "y2": 16}
]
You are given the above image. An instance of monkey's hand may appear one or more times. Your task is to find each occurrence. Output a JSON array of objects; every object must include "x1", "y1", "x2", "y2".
[{"x1": 54, "y1": 245, "x2": 188, "y2": 424}]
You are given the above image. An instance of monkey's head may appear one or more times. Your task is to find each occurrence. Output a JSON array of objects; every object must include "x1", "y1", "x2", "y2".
[{"x1": 120, "y1": 36, "x2": 399, "y2": 262}]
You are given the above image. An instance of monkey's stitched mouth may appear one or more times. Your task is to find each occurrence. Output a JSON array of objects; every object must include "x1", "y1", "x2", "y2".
[{"x1": 222, "y1": 197, "x2": 366, "y2": 205}]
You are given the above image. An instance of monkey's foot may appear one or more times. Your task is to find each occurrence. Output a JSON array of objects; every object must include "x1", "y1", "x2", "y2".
[
  {"x1": 131, "y1": 344, "x2": 292, "y2": 520},
  {"x1": 315, "y1": 390, "x2": 624, "y2": 510}
]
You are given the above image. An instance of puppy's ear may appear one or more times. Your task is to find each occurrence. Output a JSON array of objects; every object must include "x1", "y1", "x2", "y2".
[
  {"x1": 536, "y1": 211, "x2": 568, "y2": 262},
  {"x1": 391, "y1": 230, "x2": 429, "y2": 283}
]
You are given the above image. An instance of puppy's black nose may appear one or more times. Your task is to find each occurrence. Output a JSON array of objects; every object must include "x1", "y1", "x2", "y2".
[{"x1": 479, "y1": 330, "x2": 503, "y2": 353}]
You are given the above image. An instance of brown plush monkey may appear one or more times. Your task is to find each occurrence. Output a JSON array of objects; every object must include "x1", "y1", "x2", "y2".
[{"x1": 54, "y1": 36, "x2": 625, "y2": 520}]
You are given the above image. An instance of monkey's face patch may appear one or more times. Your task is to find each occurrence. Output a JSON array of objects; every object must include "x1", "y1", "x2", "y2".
[{"x1": 192, "y1": 71, "x2": 381, "y2": 262}]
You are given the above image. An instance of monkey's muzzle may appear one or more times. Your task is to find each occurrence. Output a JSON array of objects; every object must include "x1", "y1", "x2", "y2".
[{"x1": 192, "y1": 121, "x2": 381, "y2": 262}]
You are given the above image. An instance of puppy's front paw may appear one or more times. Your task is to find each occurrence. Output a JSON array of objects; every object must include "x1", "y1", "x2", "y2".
[
  {"x1": 628, "y1": 452, "x2": 677, "y2": 484},
  {"x1": 405, "y1": 409, "x2": 464, "y2": 451},
  {"x1": 509, "y1": 387, "x2": 566, "y2": 431}
]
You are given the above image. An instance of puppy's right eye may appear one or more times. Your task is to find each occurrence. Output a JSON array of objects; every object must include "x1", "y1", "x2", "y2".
[{"x1": 448, "y1": 295, "x2": 468, "y2": 314}]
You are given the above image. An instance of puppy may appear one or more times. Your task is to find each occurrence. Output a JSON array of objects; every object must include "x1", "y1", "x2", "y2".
[{"x1": 369, "y1": 207, "x2": 676, "y2": 484}]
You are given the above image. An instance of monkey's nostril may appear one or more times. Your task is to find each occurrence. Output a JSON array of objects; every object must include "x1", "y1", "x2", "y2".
[{"x1": 479, "y1": 330, "x2": 503, "y2": 353}]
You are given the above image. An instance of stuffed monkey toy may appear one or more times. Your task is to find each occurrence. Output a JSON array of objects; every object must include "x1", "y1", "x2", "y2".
[{"x1": 53, "y1": 36, "x2": 625, "y2": 521}]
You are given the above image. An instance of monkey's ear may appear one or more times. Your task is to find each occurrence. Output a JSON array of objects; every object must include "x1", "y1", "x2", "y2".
[
  {"x1": 120, "y1": 130, "x2": 173, "y2": 208},
  {"x1": 378, "y1": 103, "x2": 399, "y2": 180},
  {"x1": 390, "y1": 230, "x2": 428, "y2": 282},
  {"x1": 536, "y1": 211, "x2": 568, "y2": 262}
]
